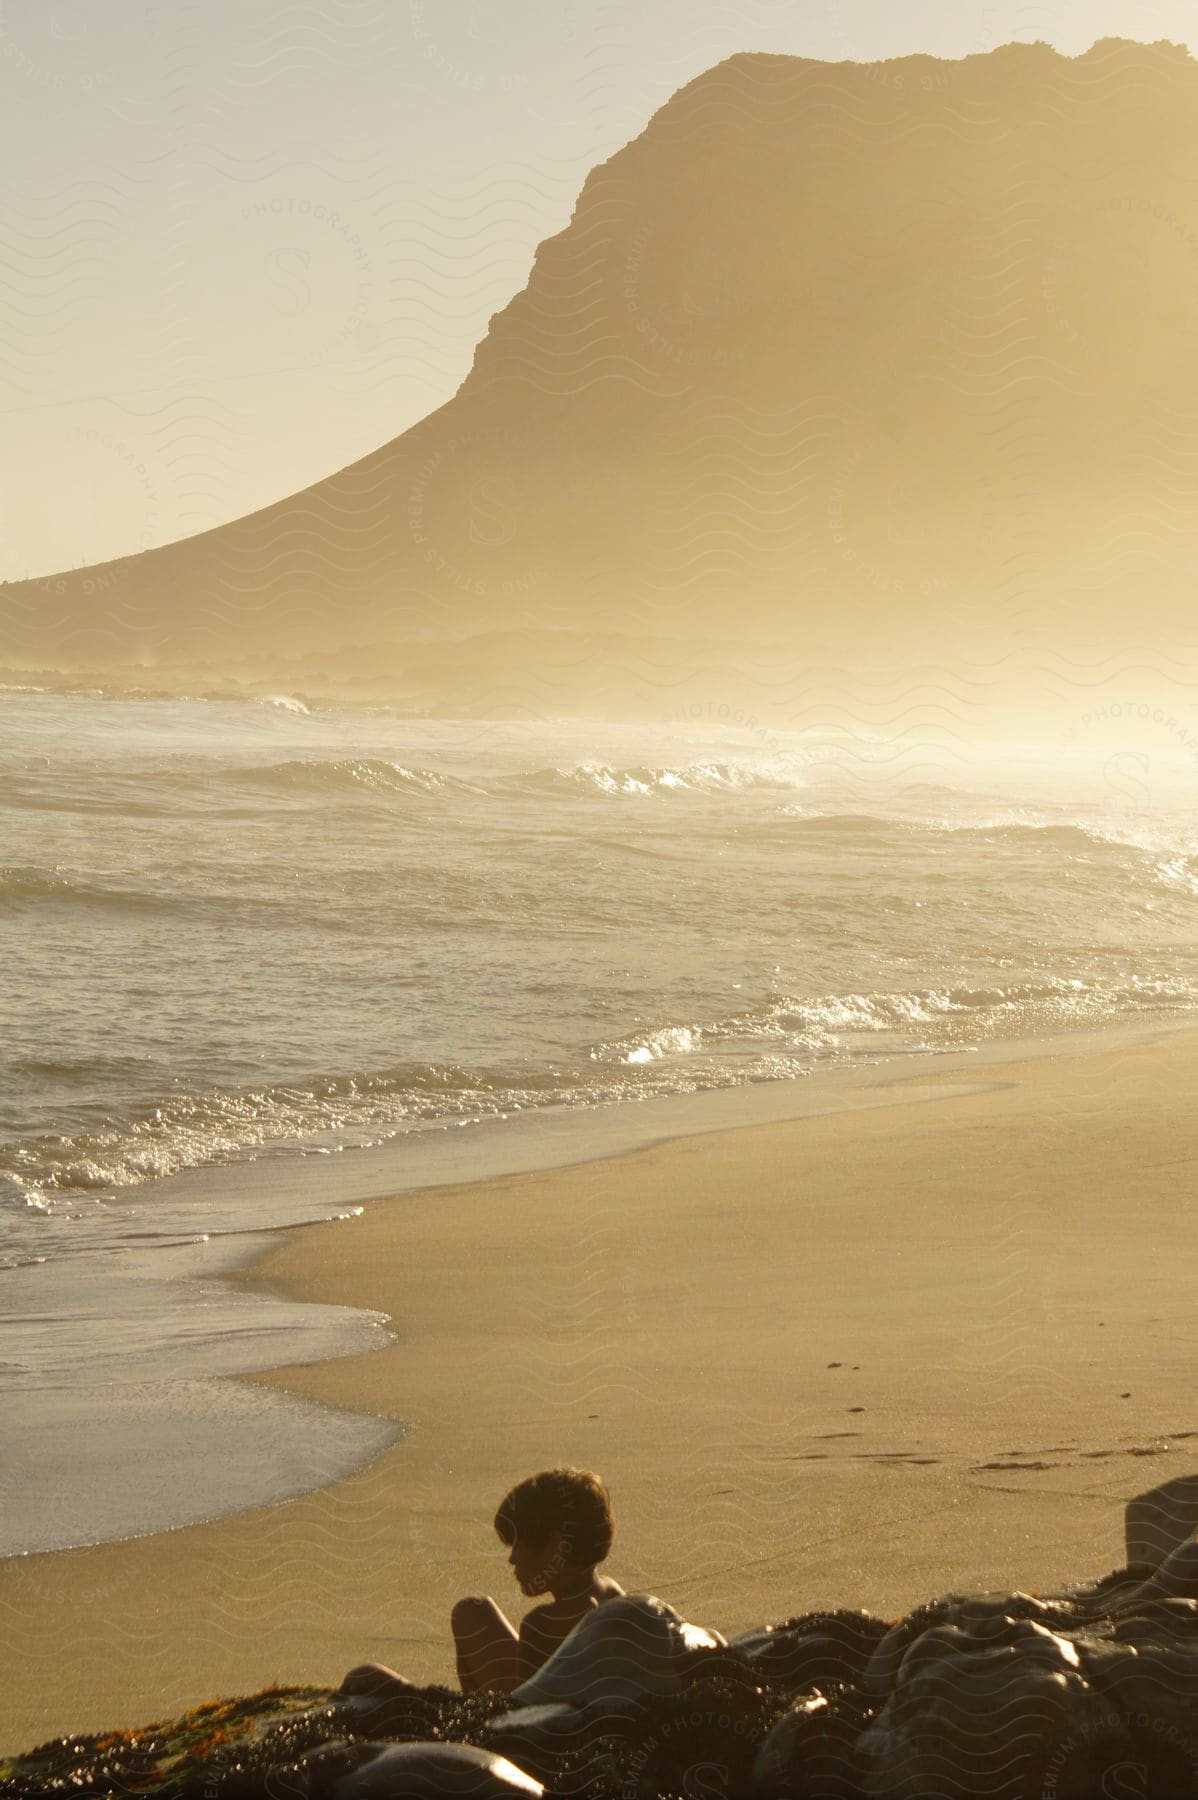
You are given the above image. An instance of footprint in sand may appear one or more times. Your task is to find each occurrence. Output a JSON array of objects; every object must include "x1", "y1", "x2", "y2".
[
  {"x1": 972, "y1": 1459, "x2": 1056, "y2": 1472},
  {"x1": 1081, "y1": 1444, "x2": 1170, "y2": 1461},
  {"x1": 857, "y1": 1453, "x2": 940, "y2": 1466}
]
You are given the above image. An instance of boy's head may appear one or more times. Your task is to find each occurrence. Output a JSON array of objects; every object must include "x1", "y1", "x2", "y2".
[{"x1": 494, "y1": 1467, "x2": 613, "y2": 1596}]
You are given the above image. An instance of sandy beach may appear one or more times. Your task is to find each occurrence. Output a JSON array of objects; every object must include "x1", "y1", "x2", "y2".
[{"x1": 4, "y1": 1021, "x2": 1197, "y2": 1755}]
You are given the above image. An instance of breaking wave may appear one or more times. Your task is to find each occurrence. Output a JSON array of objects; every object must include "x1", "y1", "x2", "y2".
[
  {"x1": 8, "y1": 961, "x2": 1195, "y2": 1218},
  {"x1": 242, "y1": 757, "x2": 471, "y2": 799},
  {"x1": 597, "y1": 974, "x2": 1198, "y2": 1067},
  {"x1": 507, "y1": 760, "x2": 810, "y2": 797}
]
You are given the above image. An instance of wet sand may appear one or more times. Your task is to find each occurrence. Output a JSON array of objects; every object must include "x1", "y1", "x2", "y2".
[{"x1": 3, "y1": 1022, "x2": 1197, "y2": 1754}]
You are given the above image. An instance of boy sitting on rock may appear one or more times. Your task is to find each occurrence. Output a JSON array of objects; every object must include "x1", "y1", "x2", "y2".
[
  {"x1": 453, "y1": 1466, "x2": 624, "y2": 1693},
  {"x1": 339, "y1": 1465, "x2": 623, "y2": 1701}
]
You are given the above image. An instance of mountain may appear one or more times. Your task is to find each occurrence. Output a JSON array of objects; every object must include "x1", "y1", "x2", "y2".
[{"x1": 5, "y1": 38, "x2": 1198, "y2": 714}]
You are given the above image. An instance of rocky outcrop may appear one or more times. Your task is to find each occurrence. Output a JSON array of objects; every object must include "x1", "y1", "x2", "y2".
[
  {"x1": 10, "y1": 1571, "x2": 1198, "y2": 1796},
  {"x1": 10, "y1": 1488, "x2": 1198, "y2": 1797}
]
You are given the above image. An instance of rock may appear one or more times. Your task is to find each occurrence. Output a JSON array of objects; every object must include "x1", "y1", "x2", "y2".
[
  {"x1": 729, "y1": 1609, "x2": 889, "y2": 1696},
  {"x1": 1085, "y1": 1634, "x2": 1198, "y2": 1733},
  {"x1": 479, "y1": 1702, "x2": 591, "y2": 1789},
  {"x1": 333, "y1": 1679, "x2": 455, "y2": 1744},
  {"x1": 751, "y1": 1689, "x2": 867, "y2": 1798},
  {"x1": 314, "y1": 1739, "x2": 545, "y2": 1798},
  {"x1": 1125, "y1": 1529, "x2": 1198, "y2": 1604},
  {"x1": 1050, "y1": 1561, "x2": 1160, "y2": 1615},
  {"x1": 859, "y1": 1614, "x2": 1112, "y2": 1798},
  {"x1": 1112, "y1": 1595, "x2": 1198, "y2": 1642},
  {"x1": 1126, "y1": 1475, "x2": 1198, "y2": 1568},
  {"x1": 509, "y1": 1593, "x2": 725, "y2": 1707},
  {"x1": 854, "y1": 1593, "x2": 1198, "y2": 1800},
  {"x1": 605, "y1": 1676, "x2": 789, "y2": 1800},
  {"x1": 259, "y1": 1739, "x2": 380, "y2": 1798},
  {"x1": 862, "y1": 1589, "x2": 1077, "y2": 1700}
]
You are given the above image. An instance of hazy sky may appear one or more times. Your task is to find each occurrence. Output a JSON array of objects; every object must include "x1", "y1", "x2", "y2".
[{"x1": 2, "y1": 0, "x2": 1192, "y2": 576}]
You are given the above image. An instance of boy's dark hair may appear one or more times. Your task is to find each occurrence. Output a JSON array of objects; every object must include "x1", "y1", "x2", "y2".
[{"x1": 493, "y1": 1467, "x2": 614, "y2": 1567}]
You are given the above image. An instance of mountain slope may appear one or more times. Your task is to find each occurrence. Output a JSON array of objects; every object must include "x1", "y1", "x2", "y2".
[{"x1": 5, "y1": 37, "x2": 1198, "y2": 701}]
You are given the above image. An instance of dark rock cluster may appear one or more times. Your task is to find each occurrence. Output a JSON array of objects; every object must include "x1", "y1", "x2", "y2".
[{"x1": 7, "y1": 1576, "x2": 1198, "y2": 1799}]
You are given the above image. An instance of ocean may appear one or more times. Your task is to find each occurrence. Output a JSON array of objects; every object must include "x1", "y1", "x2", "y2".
[{"x1": 2, "y1": 687, "x2": 1196, "y2": 1556}]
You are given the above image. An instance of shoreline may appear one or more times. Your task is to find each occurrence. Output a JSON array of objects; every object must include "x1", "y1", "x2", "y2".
[
  {"x1": 3, "y1": 1014, "x2": 1198, "y2": 1750},
  {"x1": 4, "y1": 1012, "x2": 1188, "y2": 1567},
  {"x1": 4, "y1": 1012, "x2": 1183, "y2": 1564}
]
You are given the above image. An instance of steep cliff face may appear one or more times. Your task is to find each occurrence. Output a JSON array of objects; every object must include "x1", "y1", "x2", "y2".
[{"x1": 5, "y1": 38, "x2": 1198, "y2": 688}]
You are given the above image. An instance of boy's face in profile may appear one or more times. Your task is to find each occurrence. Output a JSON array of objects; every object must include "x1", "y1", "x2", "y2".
[{"x1": 508, "y1": 1529, "x2": 569, "y2": 1597}]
